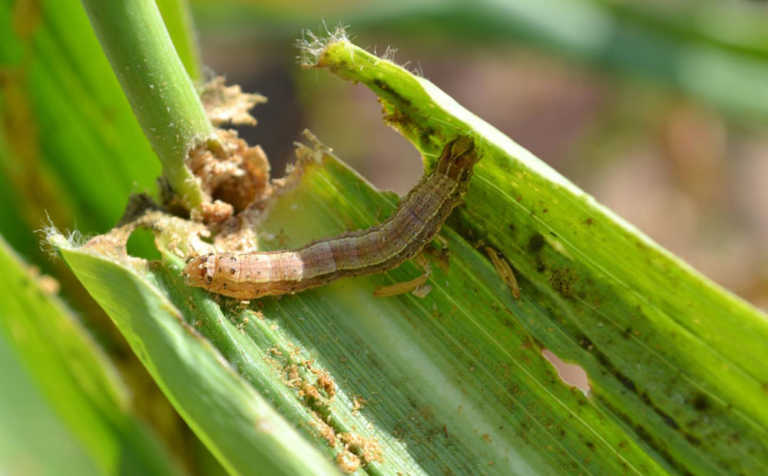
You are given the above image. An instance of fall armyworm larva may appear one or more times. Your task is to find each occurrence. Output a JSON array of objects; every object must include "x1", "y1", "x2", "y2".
[{"x1": 184, "y1": 136, "x2": 479, "y2": 299}]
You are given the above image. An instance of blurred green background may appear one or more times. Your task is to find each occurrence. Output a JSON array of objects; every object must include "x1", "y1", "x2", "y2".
[{"x1": 1, "y1": 0, "x2": 767, "y2": 474}]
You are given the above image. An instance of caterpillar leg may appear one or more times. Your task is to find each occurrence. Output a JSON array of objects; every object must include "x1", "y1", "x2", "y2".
[
  {"x1": 373, "y1": 254, "x2": 432, "y2": 298},
  {"x1": 431, "y1": 234, "x2": 449, "y2": 250}
]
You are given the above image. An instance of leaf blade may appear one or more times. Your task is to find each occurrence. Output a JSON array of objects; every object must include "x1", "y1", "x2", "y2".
[
  {"x1": 312, "y1": 37, "x2": 768, "y2": 474},
  {"x1": 0, "y1": 236, "x2": 180, "y2": 475},
  {"x1": 54, "y1": 237, "x2": 342, "y2": 476}
]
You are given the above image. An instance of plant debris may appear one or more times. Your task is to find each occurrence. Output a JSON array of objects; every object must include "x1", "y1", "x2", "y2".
[
  {"x1": 186, "y1": 129, "x2": 271, "y2": 222},
  {"x1": 200, "y1": 76, "x2": 266, "y2": 127}
]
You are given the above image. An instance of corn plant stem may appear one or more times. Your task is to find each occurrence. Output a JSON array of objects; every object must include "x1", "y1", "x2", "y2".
[
  {"x1": 82, "y1": 0, "x2": 211, "y2": 211},
  {"x1": 156, "y1": 0, "x2": 202, "y2": 80}
]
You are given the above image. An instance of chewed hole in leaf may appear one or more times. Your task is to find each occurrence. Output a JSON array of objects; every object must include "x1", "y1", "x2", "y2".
[
  {"x1": 542, "y1": 349, "x2": 590, "y2": 395},
  {"x1": 126, "y1": 227, "x2": 161, "y2": 261}
]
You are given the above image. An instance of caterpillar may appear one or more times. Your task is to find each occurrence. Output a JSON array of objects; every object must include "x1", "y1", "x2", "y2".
[{"x1": 184, "y1": 136, "x2": 478, "y2": 299}]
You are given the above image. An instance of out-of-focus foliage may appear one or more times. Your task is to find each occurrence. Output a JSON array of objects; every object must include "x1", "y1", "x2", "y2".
[
  {"x1": 0, "y1": 335, "x2": 99, "y2": 476},
  {"x1": 0, "y1": 0, "x2": 200, "y2": 264},
  {"x1": 0, "y1": 237, "x2": 180, "y2": 475},
  {"x1": 192, "y1": 0, "x2": 768, "y2": 121}
]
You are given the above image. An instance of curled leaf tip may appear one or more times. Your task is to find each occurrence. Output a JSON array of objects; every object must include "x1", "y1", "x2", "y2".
[
  {"x1": 297, "y1": 23, "x2": 350, "y2": 68},
  {"x1": 40, "y1": 224, "x2": 84, "y2": 255}
]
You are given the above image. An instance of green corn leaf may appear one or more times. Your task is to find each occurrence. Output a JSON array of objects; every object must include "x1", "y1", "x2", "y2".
[
  {"x1": 52, "y1": 234, "x2": 345, "y2": 476},
  {"x1": 0, "y1": 236, "x2": 180, "y2": 475},
  {"x1": 0, "y1": 334, "x2": 99, "y2": 475},
  {"x1": 0, "y1": 0, "x2": 200, "y2": 265},
  {"x1": 312, "y1": 37, "x2": 768, "y2": 474},
  {"x1": 0, "y1": 0, "x2": 206, "y2": 363},
  {"x1": 0, "y1": 0, "x2": 157, "y2": 235}
]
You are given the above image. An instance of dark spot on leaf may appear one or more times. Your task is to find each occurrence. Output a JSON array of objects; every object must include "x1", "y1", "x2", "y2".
[
  {"x1": 419, "y1": 126, "x2": 436, "y2": 146},
  {"x1": 684, "y1": 433, "x2": 701, "y2": 446},
  {"x1": 528, "y1": 233, "x2": 545, "y2": 253},
  {"x1": 635, "y1": 424, "x2": 652, "y2": 442},
  {"x1": 577, "y1": 336, "x2": 594, "y2": 351},
  {"x1": 550, "y1": 268, "x2": 576, "y2": 299},
  {"x1": 372, "y1": 78, "x2": 412, "y2": 108},
  {"x1": 597, "y1": 395, "x2": 694, "y2": 476},
  {"x1": 659, "y1": 410, "x2": 679, "y2": 430},
  {"x1": 691, "y1": 393, "x2": 710, "y2": 411},
  {"x1": 639, "y1": 392, "x2": 652, "y2": 405},
  {"x1": 616, "y1": 373, "x2": 637, "y2": 393}
]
